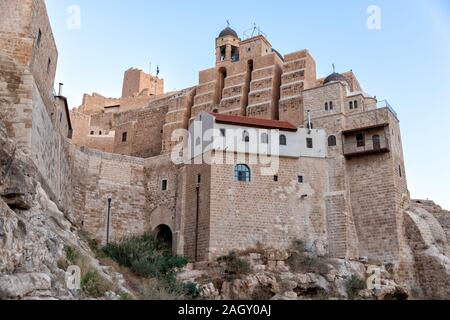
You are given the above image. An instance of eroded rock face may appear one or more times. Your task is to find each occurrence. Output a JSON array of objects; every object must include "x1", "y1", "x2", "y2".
[
  {"x1": 178, "y1": 249, "x2": 409, "y2": 301},
  {"x1": 0, "y1": 125, "x2": 131, "y2": 300},
  {"x1": 405, "y1": 203, "x2": 450, "y2": 299}
]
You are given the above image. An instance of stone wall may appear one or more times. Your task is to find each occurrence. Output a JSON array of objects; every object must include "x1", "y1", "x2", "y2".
[
  {"x1": 206, "y1": 152, "x2": 328, "y2": 259},
  {"x1": 72, "y1": 147, "x2": 146, "y2": 244}
]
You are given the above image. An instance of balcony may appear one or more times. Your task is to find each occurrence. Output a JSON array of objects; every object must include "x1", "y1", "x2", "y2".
[
  {"x1": 343, "y1": 135, "x2": 390, "y2": 157},
  {"x1": 377, "y1": 100, "x2": 398, "y2": 119}
]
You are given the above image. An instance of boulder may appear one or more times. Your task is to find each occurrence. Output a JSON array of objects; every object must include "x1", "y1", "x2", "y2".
[{"x1": 0, "y1": 273, "x2": 51, "y2": 299}]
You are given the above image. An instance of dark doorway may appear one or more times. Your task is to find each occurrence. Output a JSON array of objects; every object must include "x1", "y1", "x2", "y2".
[
  {"x1": 155, "y1": 225, "x2": 172, "y2": 248},
  {"x1": 373, "y1": 135, "x2": 381, "y2": 150}
]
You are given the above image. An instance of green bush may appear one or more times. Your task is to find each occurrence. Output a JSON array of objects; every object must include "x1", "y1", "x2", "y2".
[
  {"x1": 81, "y1": 270, "x2": 112, "y2": 298},
  {"x1": 102, "y1": 234, "x2": 188, "y2": 279},
  {"x1": 346, "y1": 275, "x2": 367, "y2": 300},
  {"x1": 64, "y1": 245, "x2": 80, "y2": 265},
  {"x1": 217, "y1": 251, "x2": 252, "y2": 278}
]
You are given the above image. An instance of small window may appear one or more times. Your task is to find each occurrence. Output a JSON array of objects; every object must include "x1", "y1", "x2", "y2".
[
  {"x1": 399, "y1": 165, "x2": 402, "y2": 178},
  {"x1": 328, "y1": 135, "x2": 337, "y2": 147},
  {"x1": 162, "y1": 179, "x2": 168, "y2": 191},
  {"x1": 356, "y1": 133, "x2": 365, "y2": 147},
  {"x1": 354, "y1": 100, "x2": 358, "y2": 109},
  {"x1": 197, "y1": 175, "x2": 202, "y2": 184},
  {"x1": 220, "y1": 129, "x2": 226, "y2": 137},
  {"x1": 306, "y1": 138, "x2": 313, "y2": 149},
  {"x1": 59, "y1": 112, "x2": 63, "y2": 122},
  {"x1": 122, "y1": 132, "x2": 127, "y2": 142},
  {"x1": 329, "y1": 101, "x2": 333, "y2": 110},
  {"x1": 261, "y1": 133, "x2": 269, "y2": 144},
  {"x1": 325, "y1": 102, "x2": 329, "y2": 111},
  {"x1": 273, "y1": 175, "x2": 278, "y2": 182},
  {"x1": 36, "y1": 29, "x2": 42, "y2": 48},
  {"x1": 349, "y1": 101, "x2": 353, "y2": 109},
  {"x1": 99, "y1": 131, "x2": 102, "y2": 136},
  {"x1": 298, "y1": 175, "x2": 304, "y2": 183},
  {"x1": 47, "y1": 58, "x2": 51, "y2": 74},
  {"x1": 235, "y1": 164, "x2": 251, "y2": 182},
  {"x1": 247, "y1": 48, "x2": 251, "y2": 52},
  {"x1": 243, "y1": 131, "x2": 250, "y2": 142},
  {"x1": 280, "y1": 135, "x2": 287, "y2": 146},
  {"x1": 90, "y1": 131, "x2": 94, "y2": 135}
]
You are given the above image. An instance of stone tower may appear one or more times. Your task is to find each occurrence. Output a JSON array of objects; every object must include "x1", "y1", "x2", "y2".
[{"x1": 121, "y1": 67, "x2": 164, "y2": 98}]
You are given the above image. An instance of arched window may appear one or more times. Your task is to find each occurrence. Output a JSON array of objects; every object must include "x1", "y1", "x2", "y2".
[
  {"x1": 328, "y1": 135, "x2": 337, "y2": 147},
  {"x1": 354, "y1": 100, "x2": 358, "y2": 109},
  {"x1": 280, "y1": 134, "x2": 287, "y2": 146},
  {"x1": 329, "y1": 101, "x2": 333, "y2": 110},
  {"x1": 235, "y1": 164, "x2": 251, "y2": 182},
  {"x1": 349, "y1": 101, "x2": 353, "y2": 109},
  {"x1": 325, "y1": 102, "x2": 329, "y2": 111},
  {"x1": 243, "y1": 131, "x2": 250, "y2": 142},
  {"x1": 261, "y1": 133, "x2": 269, "y2": 144}
]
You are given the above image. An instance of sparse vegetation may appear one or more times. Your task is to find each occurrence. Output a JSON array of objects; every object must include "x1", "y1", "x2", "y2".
[
  {"x1": 287, "y1": 240, "x2": 330, "y2": 275},
  {"x1": 64, "y1": 245, "x2": 80, "y2": 265},
  {"x1": 217, "y1": 251, "x2": 252, "y2": 278},
  {"x1": 346, "y1": 275, "x2": 367, "y2": 300},
  {"x1": 251, "y1": 284, "x2": 275, "y2": 300},
  {"x1": 81, "y1": 270, "x2": 113, "y2": 298},
  {"x1": 102, "y1": 234, "x2": 196, "y2": 300}
]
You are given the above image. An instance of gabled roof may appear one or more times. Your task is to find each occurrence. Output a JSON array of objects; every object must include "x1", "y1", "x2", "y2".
[{"x1": 208, "y1": 113, "x2": 297, "y2": 132}]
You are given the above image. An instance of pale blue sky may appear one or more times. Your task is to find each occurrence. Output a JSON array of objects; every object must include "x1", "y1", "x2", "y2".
[{"x1": 45, "y1": 0, "x2": 450, "y2": 209}]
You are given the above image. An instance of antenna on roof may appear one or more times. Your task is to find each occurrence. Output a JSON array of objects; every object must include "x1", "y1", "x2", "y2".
[
  {"x1": 332, "y1": 63, "x2": 336, "y2": 73},
  {"x1": 243, "y1": 23, "x2": 267, "y2": 39}
]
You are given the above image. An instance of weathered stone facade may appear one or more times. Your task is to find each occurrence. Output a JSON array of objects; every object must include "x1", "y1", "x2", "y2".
[{"x1": 1, "y1": 0, "x2": 449, "y2": 299}]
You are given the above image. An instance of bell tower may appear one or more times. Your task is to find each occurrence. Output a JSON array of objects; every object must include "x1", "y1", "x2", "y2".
[{"x1": 215, "y1": 25, "x2": 240, "y2": 64}]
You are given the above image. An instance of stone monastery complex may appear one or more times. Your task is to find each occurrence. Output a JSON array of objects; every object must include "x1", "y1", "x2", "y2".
[{"x1": 6, "y1": 0, "x2": 444, "y2": 293}]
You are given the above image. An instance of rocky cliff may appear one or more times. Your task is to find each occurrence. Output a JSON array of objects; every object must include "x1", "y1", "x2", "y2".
[{"x1": 0, "y1": 121, "x2": 131, "y2": 300}]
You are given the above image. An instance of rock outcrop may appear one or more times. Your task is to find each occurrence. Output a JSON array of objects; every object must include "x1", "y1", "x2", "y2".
[
  {"x1": 0, "y1": 121, "x2": 131, "y2": 300},
  {"x1": 404, "y1": 201, "x2": 450, "y2": 299}
]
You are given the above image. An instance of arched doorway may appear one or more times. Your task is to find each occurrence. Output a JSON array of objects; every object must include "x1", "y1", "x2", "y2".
[{"x1": 154, "y1": 224, "x2": 173, "y2": 249}]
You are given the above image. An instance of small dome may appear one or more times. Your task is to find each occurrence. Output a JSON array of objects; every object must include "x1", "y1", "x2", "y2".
[
  {"x1": 324, "y1": 72, "x2": 347, "y2": 84},
  {"x1": 219, "y1": 27, "x2": 238, "y2": 38}
]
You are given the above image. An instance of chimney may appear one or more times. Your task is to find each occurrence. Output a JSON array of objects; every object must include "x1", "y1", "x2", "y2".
[{"x1": 58, "y1": 83, "x2": 64, "y2": 96}]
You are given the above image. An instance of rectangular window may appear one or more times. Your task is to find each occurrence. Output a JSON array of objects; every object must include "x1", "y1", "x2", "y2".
[
  {"x1": 354, "y1": 100, "x2": 358, "y2": 109},
  {"x1": 162, "y1": 179, "x2": 168, "y2": 191},
  {"x1": 273, "y1": 175, "x2": 278, "y2": 182},
  {"x1": 122, "y1": 132, "x2": 127, "y2": 142},
  {"x1": 197, "y1": 175, "x2": 201, "y2": 184},
  {"x1": 349, "y1": 101, "x2": 353, "y2": 109},
  {"x1": 306, "y1": 138, "x2": 313, "y2": 149},
  {"x1": 356, "y1": 133, "x2": 365, "y2": 147},
  {"x1": 399, "y1": 165, "x2": 402, "y2": 178},
  {"x1": 298, "y1": 175, "x2": 304, "y2": 183}
]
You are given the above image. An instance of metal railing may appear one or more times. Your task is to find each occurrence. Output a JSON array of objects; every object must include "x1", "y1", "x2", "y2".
[
  {"x1": 377, "y1": 100, "x2": 398, "y2": 119},
  {"x1": 343, "y1": 136, "x2": 389, "y2": 155}
]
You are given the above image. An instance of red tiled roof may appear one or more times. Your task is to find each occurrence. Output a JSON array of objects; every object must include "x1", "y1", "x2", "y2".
[{"x1": 209, "y1": 113, "x2": 297, "y2": 132}]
